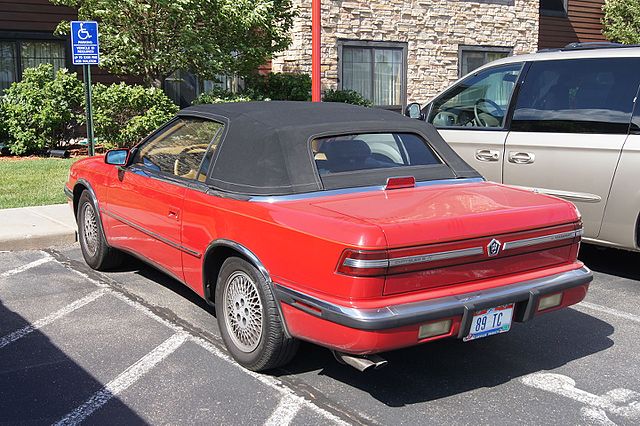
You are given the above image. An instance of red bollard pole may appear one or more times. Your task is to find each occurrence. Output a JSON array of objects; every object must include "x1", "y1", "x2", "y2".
[{"x1": 312, "y1": 0, "x2": 321, "y2": 102}]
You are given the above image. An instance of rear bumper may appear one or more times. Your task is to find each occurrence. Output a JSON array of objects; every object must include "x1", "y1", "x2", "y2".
[{"x1": 274, "y1": 266, "x2": 592, "y2": 353}]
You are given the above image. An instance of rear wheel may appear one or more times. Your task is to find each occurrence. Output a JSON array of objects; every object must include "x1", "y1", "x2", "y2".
[
  {"x1": 215, "y1": 257, "x2": 298, "y2": 371},
  {"x1": 77, "y1": 191, "x2": 124, "y2": 271}
]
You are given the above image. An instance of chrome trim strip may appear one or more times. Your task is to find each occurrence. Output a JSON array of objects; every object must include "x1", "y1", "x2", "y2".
[
  {"x1": 274, "y1": 266, "x2": 593, "y2": 331},
  {"x1": 250, "y1": 177, "x2": 484, "y2": 203},
  {"x1": 102, "y1": 209, "x2": 202, "y2": 258},
  {"x1": 389, "y1": 247, "x2": 484, "y2": 267},
  {"x1": 512, "y1": 186, "x2": 602, "y2": 203},
  {"x1": 343, "y1": 258, "x2": 389, "y2": 269},
  {"x1": 502, "y1": 229, "x2": 583, "y2": 251}
]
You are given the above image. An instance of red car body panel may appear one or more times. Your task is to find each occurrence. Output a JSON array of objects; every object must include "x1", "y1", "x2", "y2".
[{"x1": 67, "y1": 152, "x2": 589, "y2": 355}]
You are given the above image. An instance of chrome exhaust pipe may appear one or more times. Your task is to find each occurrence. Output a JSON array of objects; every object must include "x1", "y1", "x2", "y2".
[{"x1": 333, "y1": 351, "x2": 388, "y2": 372}]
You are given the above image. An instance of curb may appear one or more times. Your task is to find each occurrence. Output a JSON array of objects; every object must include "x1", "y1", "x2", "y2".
[{"x1": 0, "y1": 231, "x2": 77, "y2": 251}]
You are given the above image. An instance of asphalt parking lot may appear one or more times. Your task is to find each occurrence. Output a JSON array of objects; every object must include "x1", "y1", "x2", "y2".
[{"x1": 1, "y1": 243, "x2": 639, "y2": 425}]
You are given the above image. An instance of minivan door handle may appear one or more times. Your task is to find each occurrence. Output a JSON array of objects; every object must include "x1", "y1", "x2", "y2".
[
  {"x1": 508, "y1": 151, "x2": 535, "y2": 164},
  {"x1": 475, "y1": 149, "x2": 500, "y2": 162}
]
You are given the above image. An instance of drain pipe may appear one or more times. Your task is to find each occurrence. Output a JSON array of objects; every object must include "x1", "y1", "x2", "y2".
[{"x1": 333, "y1": 351, "x2": 388, "y2": 372}]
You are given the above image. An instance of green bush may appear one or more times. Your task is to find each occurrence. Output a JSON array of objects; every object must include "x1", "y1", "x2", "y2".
[
  {"x1": 322, "y1": 89, "x2": 372, "y2": 107},
  {"x1": 245, "y1": 72, "x2": 311, "y2": 101},
  {"x1": 91, "y1": 82, "x2": 178, "y2": 148},
  {"x1": 603, "y1": 0, "x2": 640, "y2": 44},
  {"x1": 1, "y1": 64, "x2": 84, "y2": 155},
  {"x1": 192, "y1": 88, "x2": 255, "y2": 104}
]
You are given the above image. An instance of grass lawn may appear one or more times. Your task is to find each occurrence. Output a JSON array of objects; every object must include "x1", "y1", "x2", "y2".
[{"x1": 0, "y1": 157, "x2": 81, "y2": 209}]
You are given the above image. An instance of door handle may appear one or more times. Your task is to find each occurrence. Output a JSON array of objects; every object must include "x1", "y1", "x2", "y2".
[
  {"x1": 168, "y1": 209, "x2": 180, "y2": 220},
  {"x1": 508, "y1": 151, "x2": 535, "y2": 164},
  {"x1": 475, "y1": 149, "x2": 500, "y2": 162}
]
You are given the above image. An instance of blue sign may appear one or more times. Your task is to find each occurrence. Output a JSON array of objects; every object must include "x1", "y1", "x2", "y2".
[{"x1": 71, "y1": 21, "x2": 100, "y2": 65}]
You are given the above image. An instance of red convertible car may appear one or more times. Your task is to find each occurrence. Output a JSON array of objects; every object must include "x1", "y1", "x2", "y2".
[{"x1": 65, "y1": 102, "x2": 592, "y2": 372}]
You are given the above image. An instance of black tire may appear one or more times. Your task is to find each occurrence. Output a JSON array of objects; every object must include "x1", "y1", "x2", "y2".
[
  {"x1": 77, "y1": 190, "x2": 124, "y2": 271},
  {"x1": 215, "y1": 257, "x2": 298, "y2": 371}
]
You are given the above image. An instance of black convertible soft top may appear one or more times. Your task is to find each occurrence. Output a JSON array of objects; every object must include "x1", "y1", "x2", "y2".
[{"x1": 179, "y1": 102, "x2": 481, "y2": 196}]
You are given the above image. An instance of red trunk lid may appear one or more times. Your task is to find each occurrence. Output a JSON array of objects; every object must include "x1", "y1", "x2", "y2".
[{"x1": 311, "y1": 181, "x2": 581, "y2": 295}]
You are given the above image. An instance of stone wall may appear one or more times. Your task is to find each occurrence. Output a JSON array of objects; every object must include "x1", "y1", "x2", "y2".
[{"x1": 271, "y1": 0, "x2": 539, "y2": 104}]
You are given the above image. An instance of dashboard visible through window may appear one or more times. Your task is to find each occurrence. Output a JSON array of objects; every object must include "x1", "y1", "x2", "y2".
[{"x1": 133, "y1": 118, "x2": 223, "y2": 181}]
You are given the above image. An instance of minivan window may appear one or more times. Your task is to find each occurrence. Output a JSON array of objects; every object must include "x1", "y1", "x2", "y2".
[
  {"x1": 428, "y1": 63, "x2": 523, "y2": 129},
  {"x1": 312, "y1": 133, "x2": 441, "y2": 175},
  {"x1": 512, "y1": 58, "x2": 640, "y2": 134}
]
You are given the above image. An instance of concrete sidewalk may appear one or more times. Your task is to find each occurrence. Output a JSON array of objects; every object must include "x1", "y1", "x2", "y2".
[{"x1": 0, "y1": 204, "x2": 77, "y2": 251}]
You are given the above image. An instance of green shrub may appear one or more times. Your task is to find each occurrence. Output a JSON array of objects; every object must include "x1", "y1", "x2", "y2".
[
  {"x1": 192, "y1": 88, "x2": 255, "y2": 104},
  {"x1": 322, "y1": 89, "x2": 372, "y2": 107},
  {"x1": 245, "y1": 72, "x2": 311, "y2": 101},
  {"x1": 603, "y1": 0, "x2": 640, "y2": 44},
  {"x1": 91, "y1": 82, "x2": 178, "y2": 148},
  {"x1": 1, "y1": 64, "x2": 84, "y2": 155}
]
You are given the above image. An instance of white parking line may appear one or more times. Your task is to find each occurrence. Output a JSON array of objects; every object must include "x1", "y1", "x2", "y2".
[
  {"x1": 54, "y1": 332, "x2": 189, "y2": 426},
  {"x1": 264, "y1": 395, "x2": 303, "y2": 426},
  {"x1": 576, "y1": 302, "x2": 640, "y2": 324},
  {"x1": 0, "y1": 290, "x2": 105, "y2": 350},
  {"x1": 49, "y1": 254, "x2": 352, "y2": 425},
  {"x1": 0, "y1": 253, "x2": 53, "y2": 279}
]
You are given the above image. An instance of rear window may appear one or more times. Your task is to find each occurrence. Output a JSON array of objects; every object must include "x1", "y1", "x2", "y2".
[{"x1": 312, "y1": 133, "x2": 441, "y2": 176}]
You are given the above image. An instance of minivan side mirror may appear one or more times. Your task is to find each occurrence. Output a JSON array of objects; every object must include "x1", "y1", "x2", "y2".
[
  {"x1": 105, "y1": 149, "x2": 129, "y2": 166},
  {"x1": 405, "y1": 103, "x2": 423, "y2": 120}
]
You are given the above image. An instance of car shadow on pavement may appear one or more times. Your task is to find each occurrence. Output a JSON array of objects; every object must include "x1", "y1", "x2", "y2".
[
  {"x1": 277, "y1": 307, "x2": 614, "y2": 407},
  {"x1": 579, "y1": 244, "x2": 640, "y2": 282},
  {"x1": 0, "y1": 299, "x2": 145, "y2": 424}
]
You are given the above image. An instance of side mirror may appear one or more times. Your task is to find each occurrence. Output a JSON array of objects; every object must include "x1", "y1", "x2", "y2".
[
  {"x1": 405, "y1": 102, "x2": 423, "y2": 120},
  {"x1": 105, "y1": 149, "x2": 129, "y2": 166}
]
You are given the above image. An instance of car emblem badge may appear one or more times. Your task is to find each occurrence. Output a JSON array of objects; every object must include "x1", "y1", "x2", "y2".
[{"x1": 487, "y1": 239, "x2": 501, "y2": 257}]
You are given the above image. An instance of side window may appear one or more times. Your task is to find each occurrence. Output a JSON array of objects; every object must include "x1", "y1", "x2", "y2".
[
  {"x1": 133, "y1": 118, "x2": 223, "y2": 180},
  {"x1": 428, "y1": 63, "x2": 523, "y2": 129},
  {"x1": 512, "y1": 58, "x2": 640, "y2": 134}
]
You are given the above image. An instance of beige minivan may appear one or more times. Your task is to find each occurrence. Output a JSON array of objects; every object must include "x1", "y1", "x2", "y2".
[{"x1": 408, "y1": 44, "x2": 640, "y2": 252}]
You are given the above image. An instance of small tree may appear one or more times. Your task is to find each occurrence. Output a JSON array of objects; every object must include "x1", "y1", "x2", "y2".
[
  {"x1": 602, "y1": 0, "x2": 640, "y2": 44},
  {"x1": 51, "y1": 0, "x2": 295, "y2": 88}
]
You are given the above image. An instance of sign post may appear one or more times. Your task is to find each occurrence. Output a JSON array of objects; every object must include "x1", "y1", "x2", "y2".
[{"x1": 71, "y1": 21, "x2": 100, "y2": 156}]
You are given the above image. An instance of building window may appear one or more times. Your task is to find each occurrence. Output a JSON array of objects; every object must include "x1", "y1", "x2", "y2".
[
  {"x1": 338, "y1": 40, "x2": 407, "y2": 110},
  {"x1": 0, "y1": 39, "x2": 67, "y2": 93},
  {"x1": 459, "y1": 46, "x2": 512, "y2": 77},
  {"x1": 540, "y1": 0, "x2": 568, "y2": 17}
]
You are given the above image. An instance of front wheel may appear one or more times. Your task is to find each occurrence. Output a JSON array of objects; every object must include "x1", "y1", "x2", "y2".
[
  {"x1": 77, "y1": 191, "x2": 124, "y2": 271},
  {"x1": 215, "y1": 257, "x2": 298, "y2": 371}
]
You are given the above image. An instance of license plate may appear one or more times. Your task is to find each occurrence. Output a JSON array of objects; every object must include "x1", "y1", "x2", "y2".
[{"x1": 463, "y1": 303, "x2": 514, "y2": 342}]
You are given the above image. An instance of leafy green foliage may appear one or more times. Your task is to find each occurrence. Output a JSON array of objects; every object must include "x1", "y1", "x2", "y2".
[
  {"x1": 192, "y1": 88, "x2": 255, "y2": 104},
  {"x1": 51, "y1": 0, "x2": 295, "y2": 87},
  {"x1": 603, "y1": 0, "x2": 640, "y2": 44},
  {"x1": 91, "y1": 82, "x2": 178, "y2": 148},
  {"x1": 1, "y1": 64, "x2": 84, "y2": 155},
  {"x1": 245, "y1": 72, "x2": 311, "y2": 101},
  {"x1": 322, "y1": 89, "x2": 373, "y2": 107}
]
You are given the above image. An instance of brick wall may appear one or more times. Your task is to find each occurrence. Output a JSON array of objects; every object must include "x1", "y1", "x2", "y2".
[{"x1": 272, "y1": 0, "x2": 539, "y2": 104}]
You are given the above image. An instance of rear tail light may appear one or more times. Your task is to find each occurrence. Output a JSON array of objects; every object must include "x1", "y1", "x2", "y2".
[
  {"x1": 418, "y1": 319, "x2": 452, "y2": 339},
  {"x1": 337, "y1": 249, "x2": 388, "y2": 277},
  {"x1": 538, "y1": 293, "x2": 563, "y2": 311}
]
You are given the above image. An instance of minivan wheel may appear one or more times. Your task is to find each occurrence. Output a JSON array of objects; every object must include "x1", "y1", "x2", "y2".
[
  {"x1": 77, "y1": 191, "x2": 123, "y2": 271},
  {"x1": 215, "y1": 257, "x2": 298, "y2": 371}
]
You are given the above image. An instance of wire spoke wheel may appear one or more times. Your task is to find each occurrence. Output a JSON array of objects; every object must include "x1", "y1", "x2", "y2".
[
  {"x1": 81, "y1": 203, "x2": 99, "y2": 256},
  {"x1": 222, "y1": 271, "x2": 264, "y2": 353}
]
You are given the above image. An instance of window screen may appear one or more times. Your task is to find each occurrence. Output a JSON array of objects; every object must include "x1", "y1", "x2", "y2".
[
  {"x1": 512, "y1": 58, "x2": 640, "y2": 134},
  {"x1": 0, "y1": 42, "x2": 17, "y2": 93},
  {"x1": 134, "y1": 118, "x2": 223, "y2": 180},
  {"x1": 312, "y1": 133, "x2": 441, "y2": 175}
]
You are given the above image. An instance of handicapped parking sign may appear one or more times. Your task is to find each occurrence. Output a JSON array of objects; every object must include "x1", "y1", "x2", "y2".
[{"x1": 71, "y1": 21, "x2": 99, "y2": 65}]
